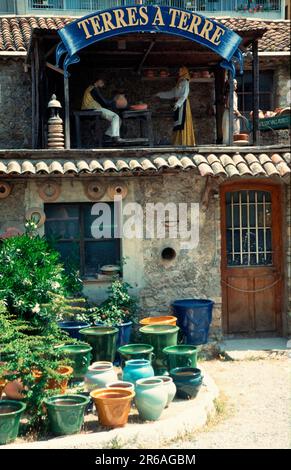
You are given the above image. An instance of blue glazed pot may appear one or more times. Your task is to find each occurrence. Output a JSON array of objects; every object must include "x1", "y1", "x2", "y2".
[
  {"x1": 58, "y1": 321, "x2": 91, "y2": 340},
  {"x1": 135, "y1": 378, "x2": 167, "y2": 421},
  {"x1": 169, "y1": 367, "x2": 203, "y2": 399},
  {"x1": 171, "y1": 299, "x2": 214, "y2": 345},
  {"x1": 116, "y1": 321, "x2": 133, "y2": 348},
  {"x1": 122, "y1": 359, "x2": 154, "y2": 385}
]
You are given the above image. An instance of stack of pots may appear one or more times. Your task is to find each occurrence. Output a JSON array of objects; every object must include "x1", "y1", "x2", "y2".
[{"x1": 139, "y1": 324, "x2": 179, "y2": 375}]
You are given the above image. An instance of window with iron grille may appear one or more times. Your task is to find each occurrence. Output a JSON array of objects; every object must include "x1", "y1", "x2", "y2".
[
  {"x1": 226, "y1": 190, "x2": 273, "y2": 267},
  {"x1": 44, "y1": 203, "x2": 121, "y2": 277}
]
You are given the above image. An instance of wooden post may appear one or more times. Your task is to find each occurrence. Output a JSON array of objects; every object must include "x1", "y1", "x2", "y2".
[
  {"x1": 252, "y1": 39, "x2": 260, "y2": 146},
  {"x1": 64, "y1": 75, "x2": 70, "y2": 149},
  {"x1": 31, "y1": 53, "x2": 36, "y2": 149},
  {"x1": 228, "y1": 72, "x2": 234, "y2": 146},
  {"x1": 214, "y1": 67, "x2": 225, "y2": 144},
  {"x1": 34, "y1": 39, "x2": 40, "y2": 148}
]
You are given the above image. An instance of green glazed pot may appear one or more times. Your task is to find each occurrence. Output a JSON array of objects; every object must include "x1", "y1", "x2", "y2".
[
  {"x1": 135, "y1": 378, "x2": 167, "y2": 421},
  {"x1": 0, "y1": 400, "x2": 26, "y2": 445},
  {"x1": 56, "y1": 343, "x2": 92, "y2": 382},
  {"x1": 170, "y1": 367, "x2": 203, "y2": 399},
  {"x1": 117, "y1": 343, "x2": 154, "y2": 367},
  {"x1": 44, "y1": 394, "x2": 90, "y2": 436},
  {"x1": 162, "y1": 345, "x2": 198, "y2": 371},
  {"x1": 139, "y1": 325, "x2": 179, "y2": 375},
  {"x1": 79, "y1": 327, "x2": 118, "y2": 363}
]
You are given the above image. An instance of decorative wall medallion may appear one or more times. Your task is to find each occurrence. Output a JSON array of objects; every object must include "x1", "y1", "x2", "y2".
[
  {"x1": 38, "y1": 180, "x2": 61, "y2": 202},
  {"x1": 107, "y1": 183, "x2": 128, "y2": 200},
  {"x1": 25, "y1": 208, "x2": 46, "y2": 227},
  {"x1": 83, "y1": 181, "x2": 106, "y2": 201},
  {"x1": 0, "y1": 182, "x2": 11, "y2": 199}
]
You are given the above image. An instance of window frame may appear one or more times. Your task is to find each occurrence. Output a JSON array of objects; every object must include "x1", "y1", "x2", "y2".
[{"x1": 44, "y1": 202, "x2": 121, "y2": 278}]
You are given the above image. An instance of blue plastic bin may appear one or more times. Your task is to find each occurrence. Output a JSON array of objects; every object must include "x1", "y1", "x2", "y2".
[{"x1": 171, "y1": 299, "x2": 214, "y2": 345}]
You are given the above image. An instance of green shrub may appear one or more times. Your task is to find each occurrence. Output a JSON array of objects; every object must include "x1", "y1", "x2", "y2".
[{"x1": 89, "y1": 279, "x2": 138, "y2": 326}]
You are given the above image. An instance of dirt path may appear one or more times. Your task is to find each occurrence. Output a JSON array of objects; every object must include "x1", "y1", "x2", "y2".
[{"x1": 164, "y1": 356, "x2": 290, "y2": 449}]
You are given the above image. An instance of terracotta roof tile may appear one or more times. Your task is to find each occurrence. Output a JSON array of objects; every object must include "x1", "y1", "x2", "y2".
[
  {"x1": 0, "y1": 151, "x2": 289, "y2": 180},
  {"x1": 0, "y1": 16, "x2": 289, "y2": 53}
]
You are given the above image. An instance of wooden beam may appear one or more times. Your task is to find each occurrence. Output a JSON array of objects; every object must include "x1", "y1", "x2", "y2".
[
  {"x1": 46, "y1": 61, "x2": 65, "y2": 75},
  {"x1": 45, "y1": 43, "x2": 57, "y2": 60},
  {"x1": 214, "y1": 67, "x2": 225, "y2": 145},
  {"x1": 137, "y1": 40, "x2": 155, "y2": 75},
  {"x1": 31, "y1": 53, "x2": 36, "y2": 149},
  {"x1": 252, "y1": 39, "x2": 260, "y2": 145},
  {"x1": 228, "y1": 72, "x2": 234, "y2": 146},
  {"x1": 64, "y1": 76, "x2": 71, "y2": 149}
]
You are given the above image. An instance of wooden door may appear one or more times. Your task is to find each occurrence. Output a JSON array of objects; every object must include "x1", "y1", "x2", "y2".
[{"x1": 221, "y1": 182, "x2": 283, "y2": 335}]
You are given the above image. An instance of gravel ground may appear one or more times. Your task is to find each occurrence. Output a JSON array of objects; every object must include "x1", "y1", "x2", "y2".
[{"x1": 164, "y1": 356, "x2": 290, "y2": 449}]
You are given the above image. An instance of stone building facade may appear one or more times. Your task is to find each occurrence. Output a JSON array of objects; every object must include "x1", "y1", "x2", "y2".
[{"x1": 0, "y1": 16, "x2": 290, "y2": 339}]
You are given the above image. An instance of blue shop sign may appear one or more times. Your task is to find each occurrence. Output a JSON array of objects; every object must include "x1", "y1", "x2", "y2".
[{"x1": 56, "y1": 5, "x2": 243, "y2": 76}]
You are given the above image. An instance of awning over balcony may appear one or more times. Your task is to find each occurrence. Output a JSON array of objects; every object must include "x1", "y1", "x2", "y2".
[{"x1": 0, "y1": 148, "x2": 290, "y2": 181}]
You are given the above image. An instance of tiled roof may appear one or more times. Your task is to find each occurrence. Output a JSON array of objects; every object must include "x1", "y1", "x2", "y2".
[
  {"x1": 0, "y1": 16, "x2": 290, "y2": 53},
  {"x1": 0, "y1": 151, "x2": 289, "y2": 180}
]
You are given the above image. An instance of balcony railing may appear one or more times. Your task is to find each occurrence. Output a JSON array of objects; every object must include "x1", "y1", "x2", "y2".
[
  {"x1": 0, "y1": 0, "x2": 282, "y2": 16},
  {"x1": 27, "y1": 0, "x2": 282, "y2": 12}
]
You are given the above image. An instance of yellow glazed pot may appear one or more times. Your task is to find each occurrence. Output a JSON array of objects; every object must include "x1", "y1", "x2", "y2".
[{"x1": 139, "y1": 316, "x2": 177, "y2": 327}]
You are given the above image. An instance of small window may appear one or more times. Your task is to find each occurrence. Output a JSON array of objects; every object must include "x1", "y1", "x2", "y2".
[
  {"x1": 44, "y1": 202, "x2": 121, "y2": 278},
  {"x1": 237, "y1": 71, "x2": 274, "y2": 116}
]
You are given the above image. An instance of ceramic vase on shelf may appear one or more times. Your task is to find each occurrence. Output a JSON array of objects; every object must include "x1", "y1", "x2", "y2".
[
  {"x1": 122, "y1": 359, "x2": 154, "y2": 385},
  {"x1": 135, "y1": 377, "x2": 168, "y2": 421},
  {"x1": 84, "y1": 362, "x2": 117, "y2": 392}
]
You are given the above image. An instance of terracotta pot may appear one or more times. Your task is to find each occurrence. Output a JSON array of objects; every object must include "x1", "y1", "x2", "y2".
[
  {"x1": 0, "y1": 379, "x2": 7, "y2": 399},
  {"x1": 130, "y1": 104, "x2": 148, "y2": 111},
  {"x1": 234, "y1": 133, "x2": 249, "y2": 141},
  {"x1": 90, "y1": 387, "x2": 135, "y2": 427},
  {"x1": 33, "y1": 366, "x2": 73, "y2": 394},
  {"x1": 139, "y1": 316, "x2": 177, "y2": 326},
  {"x1": 114, "y1": 94, "x2": 128, "y2": 109},
  {"x1": 3, "y1": 379, "x2": 25, "y2": 400}
]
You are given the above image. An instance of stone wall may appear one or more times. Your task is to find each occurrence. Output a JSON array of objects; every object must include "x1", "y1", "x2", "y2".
[
  {"x1": 0, "y1": 59, "x2": 31, "y2": 149},
  {"x1": 286, "y1": 183, "x2": 291, "y2": 335},
  {"x1": 0, "y1": 182, "x2": 26, "y2": 234}
]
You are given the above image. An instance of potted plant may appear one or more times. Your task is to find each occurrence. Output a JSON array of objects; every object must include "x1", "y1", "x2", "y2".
[{"x1": 89, "y1": 280, "x2": 138, "y2": 350}]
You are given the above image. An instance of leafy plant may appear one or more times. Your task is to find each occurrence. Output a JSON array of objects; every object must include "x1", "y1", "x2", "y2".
[
  {"x1": 0, "y1": 230, "x2": 66, "y2": 322},
  {"x1": 89, "y1": 280, "x2": 138, "y2": 326},
  {"x1": 43, "y1": 292, "x2": 89, "y2": 323}
]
